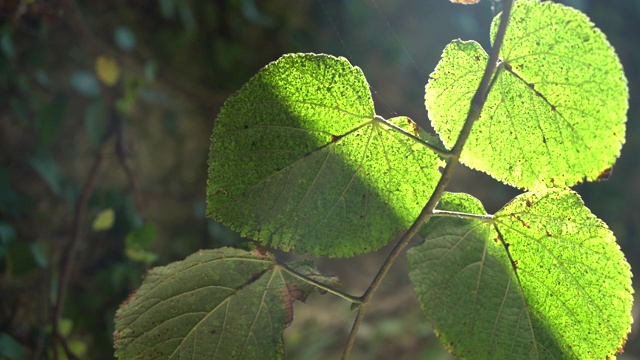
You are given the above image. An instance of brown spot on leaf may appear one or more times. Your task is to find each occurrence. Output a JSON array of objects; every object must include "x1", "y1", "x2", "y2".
[
  {"x1": 119, "y1": 290, "x2": 139, "y2": 310},
  {"x1": 281, "y1": 283, "x2": 310, "y2": 328},
  {"x1": 597, "y1": 167, "x2": 612, "y2": 181},
  {"x1": 546, "y1": 230, "x2": 552, "y2": 237},
  {"x1": 406, "y1": 117, "x2": 420, "y2": 136},
  {"x1": 281, "y1": 286, "x2": 295, "y2": 327},
  {"x1": 288, "y1": 283, "x2": 307, "y2": 302},
  {"x1": 526, "y1": 200, "x2": 533, "y2": 207},
  {"x1": 617, "y1": 337, "x2": 627, "y2": 354},
  {"x1": 252, "y1": 245, "x2": 271, "y2": 258},
  {"x1": 514, "y1": 214, "x2": 530, "y2": 228}
]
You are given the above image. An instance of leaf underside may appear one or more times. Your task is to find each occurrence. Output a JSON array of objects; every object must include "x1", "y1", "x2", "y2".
[
  {"x1": 113, "y1": 248, "x2": 334, "y2": 360},
  {"x1": 426, "y1": 0, "x2": 627, "y2": 190},
  {"x1": 408, "y1": 190, "x2": 632, "y2": 359},
  {"x1": 207, "y1": 54, "x2": 442, "y2": 257}
]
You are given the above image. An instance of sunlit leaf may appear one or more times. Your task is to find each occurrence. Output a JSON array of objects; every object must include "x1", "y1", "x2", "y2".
[
  {"x1": 92, "y1": 208, "x2": 115, "y2": 231},
  {"x1": 494, "y1": 188, "x2": 632, "y2": 358},
  {"x1": 425, "y1": 0, "x2": 627, "y2": 189},
  {"x1": 207, "y1": 53, "x2": 442, "y2": 257},
  {"x1": 408, "y1": 190, "x2": 632, "y2": 359},
  {"x1": 95, "y1": 55, "x2": 121, "y2": 87},
  {"x1": 114, "y1": 248, "x2": 335, "y2": 359}
]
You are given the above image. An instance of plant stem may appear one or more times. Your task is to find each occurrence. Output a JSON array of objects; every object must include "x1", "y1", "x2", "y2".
[
  {"x1": 341, "y1": 2, "x2": 514, "y2": 358},
  {"x1": 278, "y1": 262, "x2": 363, "y2": 304},
  {"x1": 432, "y1": 209, "x2": 494, "y2": 223},
  {"x1": 52, "y1": 133, "x2": 113, "y2": 360}
]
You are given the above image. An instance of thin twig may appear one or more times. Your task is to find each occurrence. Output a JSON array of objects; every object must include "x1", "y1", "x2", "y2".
[
  {"x1": 341, "y1": 2, "x2": 514, "y2": 358},
  {"x1": 52, "y1": 133, "x2": 114, "y2": 360},
  {"x1": 49, "y1": 2, "x2": 147, "y2": 358},
  {"x1": 113, "y1": 109, "x2": 145, "y2": 217},
  {"x1": 34, "y1": 275, "x2": 48, "y2": 360}
]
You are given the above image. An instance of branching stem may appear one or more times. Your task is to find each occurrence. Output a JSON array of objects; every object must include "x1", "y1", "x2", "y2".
[{"x1": 341, "y1": 2, "x2": 514, "y2": 358}]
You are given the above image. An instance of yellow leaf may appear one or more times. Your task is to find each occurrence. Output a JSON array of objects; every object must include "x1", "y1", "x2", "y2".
[
  {"x1": 95, "y1": 55, "x2": 120, "y2": 86},
  {"x1": 92, "y1": 208, "x2": 115, "y2": 231}
]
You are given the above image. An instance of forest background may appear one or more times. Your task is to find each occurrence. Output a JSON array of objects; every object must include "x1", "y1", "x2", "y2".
[{"x1": 0, "y1": 0, "x2": 639, "y2": 359}]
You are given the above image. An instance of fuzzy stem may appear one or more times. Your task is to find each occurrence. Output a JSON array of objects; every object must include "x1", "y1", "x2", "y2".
[{"x1": 341, "y1": 2, "x2": 515, "y2": 358}]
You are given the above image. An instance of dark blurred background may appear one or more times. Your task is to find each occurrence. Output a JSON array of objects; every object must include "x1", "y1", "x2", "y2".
[{"x1": 0, "y1": 0, "x2": 638, "y2": 359}]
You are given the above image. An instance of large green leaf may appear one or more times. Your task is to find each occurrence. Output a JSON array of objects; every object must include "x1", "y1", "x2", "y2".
[
  {"x1": 408, "y1": 190, "x2": 632, "y2": 359},
  {"x1": 114, "y1": 247, "x2": 336, "y2": 359},
  {"x1": 425, "y1": 0, "x2": 627, "y2": 190},
  {"x1": 207, "y1": 54, "x2": 442, "y2": 257}
]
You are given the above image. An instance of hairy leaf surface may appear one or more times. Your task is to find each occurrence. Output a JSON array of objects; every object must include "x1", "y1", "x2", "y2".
[
  {"x1": 426, "y1": 0, "x2": 627, "y2": 189},
  {"x1": 114, "y1": 248, "x2": 335, "y2": 360},
  {"x1": 408, "y1": 190, "x2": 632, "y2": 359},
  {"x1": 207, "y1": 54, "x2": 442, "y2": 257}
]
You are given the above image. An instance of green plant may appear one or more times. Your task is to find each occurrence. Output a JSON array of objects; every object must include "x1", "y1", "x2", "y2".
[{"x1": 113, "y1": 0, "x2": 633, "y2": 358}]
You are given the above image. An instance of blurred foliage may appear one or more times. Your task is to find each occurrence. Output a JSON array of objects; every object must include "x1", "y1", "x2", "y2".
[{"x1": 0, "y1": 0, "x2": 638, "y2": 359}]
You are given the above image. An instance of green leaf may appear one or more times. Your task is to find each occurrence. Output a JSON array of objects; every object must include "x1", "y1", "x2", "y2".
[
  {"x1": 158, "y1": 0, "x2": 175, "y2": 19},
  {"x1": 29, "y1": 240, "x2": 49, "y2": 268},
  {"x1": 494, "y1": 188, "x2": 632, "y2": 358},
  {"x1": 0, "y1": 333, "x2": 26, "y2": 360},
  {"x1": 425, "y1": 1, "x2": 627, "y2": 190},
  {"x1": 408, "y1": 190, "x2": 632, "y2": 359},
  {"x1": 36, "y1": 94, "x2": 68, "y2": 150},
  {"x1": 92, "y1": 208, "x2": 115, "y2": 231},
  {"x1": 0, "y1": 221, "x2": 16, "y2": 245},
  {"x1": 83, "y1": 99, "x2": 109, "y2": 149},
  {"x1": 114, "y1": 247, "x2": 333, "y2": 359},
  {"x1": 125, "y1": 224, "x2": 158, "y2": 264},
  {"x1": 0, "y1": 32, "x2": 15, "y2": 60},
  {"x1": 29, "y1": 152, "x2": 62, "y2": 195},
  {"x1": 207, "y1": 54, "x2": 442, "y2": 257},
  {"x1": 59, "y1": 318, "x2": 74, "y2": 337},
  {"x1": 70, "y1": 71, "x2": 101, "y2": 98},
  {"x1": 144, "y1": 60, "x2": 157, "y2": 83},
  {"x1": 9, "y1": 97, "x2": 29, "y2": 125},
  {"x1": 114, "y1": 26, "x2": 136, "y2": 52}
]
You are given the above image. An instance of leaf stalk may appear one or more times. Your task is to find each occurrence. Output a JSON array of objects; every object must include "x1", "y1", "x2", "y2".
[
  {"x1": 432, "y1": 209, "x2": 494, "y2": 223},
  {"x1": 278, "y1": 261, "x2": 363, "y2": 304}
]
